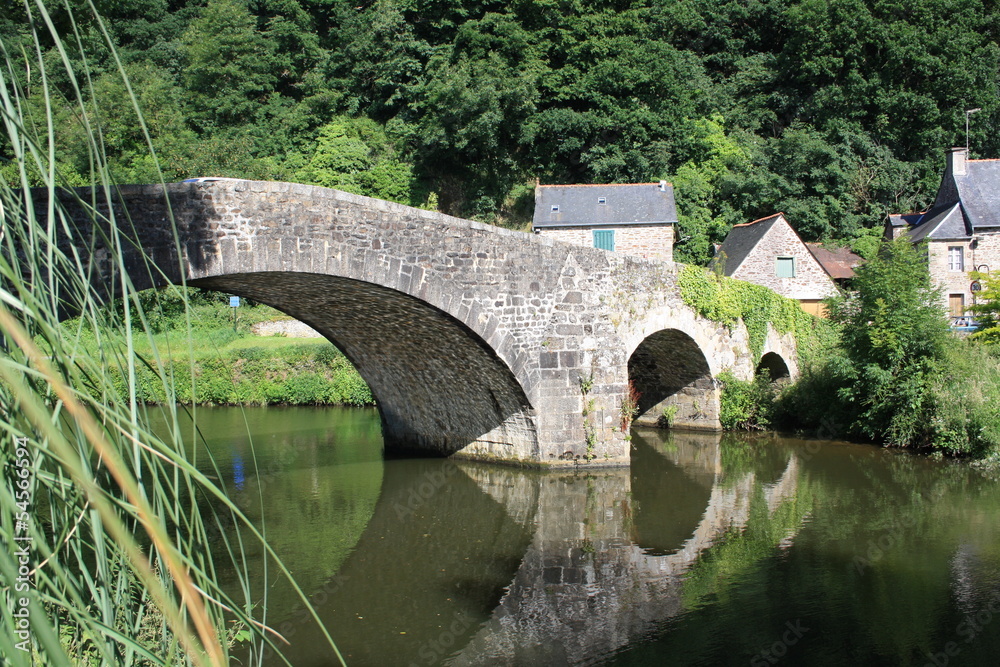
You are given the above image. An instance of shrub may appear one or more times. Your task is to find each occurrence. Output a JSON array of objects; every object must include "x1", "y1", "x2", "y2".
[
  {"x1": 718, "y1": 371, "x2": 776, "y2": 431},
  {"x1": 924, "y1": 343, "x2": 1000, "y2": 456},
  {"x1": 771, "y1": 353, "x2": 855, "y2": 439},
  {"x1": 826, "y1": 237, "x2": 950, "y2": 446}
]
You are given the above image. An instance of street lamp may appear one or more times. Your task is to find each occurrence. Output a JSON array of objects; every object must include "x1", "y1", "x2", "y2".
[{"x1": 966, "y1": 108, "x2": 981, "y2": 151}]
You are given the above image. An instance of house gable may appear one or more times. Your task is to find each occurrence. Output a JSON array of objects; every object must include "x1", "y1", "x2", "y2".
[
  {"x1": 935, "y1": 149, "x2": 1000, "y2": 231},
  {"x1": 889, "y1": 148, "x2": 1000, "y2": 321},
  {"x1": 907, "y1": 203, "x2": 968, "y2": 243},
  {"x1": 711, "y1": 213, "x2": 838, "y2": 302},
  {"x1": 709, "y1": 214, "x2": 779, "y2": 276}
]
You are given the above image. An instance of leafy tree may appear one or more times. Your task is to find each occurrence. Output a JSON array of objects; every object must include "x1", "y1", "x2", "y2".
[
  {"x1": 325, "y1": 1, "x2": 429, "y2": 119},
  {"x1": 6, "y1": 0, "x2": 1000, "y2": 226},
  {"x1": 294, "y1": 116, "x2": 417, "y2": 203},
  {"x1": 524, "y1": 5, "x2": 709, "y2": 186},
  {"x1": 252, "y1": 0, "x2": 323, "y2": 97},
  {"x1": 85, "y1": 63, "x2": 193, "y2": 183},
  {"x1": 181, "y1": 0, "x2": 276, "y2": 128},
  {"x1": 401, "y1": 50, "x2": 538, "y2": 217},
  {"x1": 826, "y1": 236, "x2": 950, "y2": 445},
  {"x1": 669, "y1": 115, "x2": 752, "y2": 264},
  {"x1": 969, "y1": 272, "x2": 1000, "y2": 345},
  {"x1": 777, "y1": 0, "x2": 1000, "y2": 161}
]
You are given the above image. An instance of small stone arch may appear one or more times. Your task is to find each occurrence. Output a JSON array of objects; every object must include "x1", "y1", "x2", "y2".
[
  {"x1": 627, "y1": 328, "x2": 721, "y2": 431},
  {"x1": 756, "y1": 352, "x2": 791, "y2": 382}
]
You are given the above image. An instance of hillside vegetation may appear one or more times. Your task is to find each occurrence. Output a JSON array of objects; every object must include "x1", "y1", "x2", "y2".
[{"x1": 3, "y1": 0, "x2": 998, "y2": 262}]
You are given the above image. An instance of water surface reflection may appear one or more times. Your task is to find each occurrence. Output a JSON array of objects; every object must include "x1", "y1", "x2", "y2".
[{"x1": 183, "y1": 408, "x2": 1000, "y2": 666}]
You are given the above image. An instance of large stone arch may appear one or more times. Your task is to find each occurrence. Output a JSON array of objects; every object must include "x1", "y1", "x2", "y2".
[
  {"x1": 38, "y1": 181, "x2": 554, "y2": 462},
  {"x1": 627, "y1": 328, "x2": 721, "y2": 431},
  {"x1": 190, "y1": 272, "x2": 538, "y2": 459}
]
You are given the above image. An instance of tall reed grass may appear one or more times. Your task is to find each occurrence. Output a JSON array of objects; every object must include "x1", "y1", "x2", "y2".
[{"x1": 1, "y1": 2, "x2": 342, "y2": 664}]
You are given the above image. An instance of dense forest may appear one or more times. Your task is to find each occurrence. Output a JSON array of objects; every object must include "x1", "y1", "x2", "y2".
[{"x1": 3, "y1": 0, "x2": 999, "y2": 263}]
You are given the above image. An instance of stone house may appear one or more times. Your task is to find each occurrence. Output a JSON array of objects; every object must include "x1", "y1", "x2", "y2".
[
  {"x1": 887, "y1": 148, "x2": 1000, "y2": 320},
  {"x1": 532, "y1": 182, "x2": 677, "y2": 262},
  {"x1": 709, "y1": 213, "x2": 839, "y2": 316}
]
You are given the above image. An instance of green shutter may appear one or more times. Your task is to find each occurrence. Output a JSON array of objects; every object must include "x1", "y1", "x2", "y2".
[
  {"x1": 776, "y1": 257, "x2": 795, "y2": 278},
  {"x1": 593, "y1": 230, "x2": 615, "y2": 251}
]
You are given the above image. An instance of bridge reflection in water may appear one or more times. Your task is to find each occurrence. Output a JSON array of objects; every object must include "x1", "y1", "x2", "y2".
[
  {"x1": 279, "y1": 428, "x2": 808, "y2": 666},
  {"x1": 450, "y1": 430, "x2": 803, "y2": 666}
]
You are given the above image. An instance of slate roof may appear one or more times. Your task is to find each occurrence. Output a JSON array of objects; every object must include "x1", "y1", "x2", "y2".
[
  {"x1": 943, "y1": 158, "x2": 1000, "y2": 230},
  {"x1": 806, "y1": 243, "x2": 863, "y2": 280},
  {"x1": 887, "y1": 214, "x2": 919, "y2": 229},
  {"x1": 894, "y1": 152, "x2": 1000, "y2": 241},
  {"x1": 708, "y1": 213, "x2": 783, "y2": 276},
  {"x1": 532, "y1": 182, "x2": 678, "y2": 228},
  {"x1": 905, "y1": 203, "x2": 969, "y2": 242}
]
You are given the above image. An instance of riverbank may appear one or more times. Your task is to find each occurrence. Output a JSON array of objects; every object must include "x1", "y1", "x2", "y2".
[{"x1": 73, "y1": 290, "x2": 374, "y2": 407}]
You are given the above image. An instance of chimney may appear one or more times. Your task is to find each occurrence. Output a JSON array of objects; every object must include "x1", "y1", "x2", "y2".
[
  {"x1": 947, "y1": 147, "x2": 968, "y2": 176},
  {"x1": 658, "y1": 180, "x2": 668, "y2": 192}
]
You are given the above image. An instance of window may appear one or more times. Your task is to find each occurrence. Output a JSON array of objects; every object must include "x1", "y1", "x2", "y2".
[
  {"x1": 597, "y1": 197, "x2": 607, "y2": 205},
  {"x1": 776, "y1": 256, "x2": 796, "y2": 278},
  {"x1": 551, "y1": 205, "x2": 560, "y2": 212},
  {"x1": 948, "y1": 246, "x2": 965, "y2": 272},
  {"x1": 593, "y1": 230, "x2": 615, "y2": 251}
]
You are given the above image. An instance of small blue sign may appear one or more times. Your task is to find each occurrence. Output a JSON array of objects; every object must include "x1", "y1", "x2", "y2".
[{"x1": 229, "y1": 296, "x2": 240, "y2": 308}]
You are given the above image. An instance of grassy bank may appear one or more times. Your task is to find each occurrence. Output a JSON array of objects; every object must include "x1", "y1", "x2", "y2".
[{"x1": 74, "y1": 289, "x2": 374, "y2": 407}]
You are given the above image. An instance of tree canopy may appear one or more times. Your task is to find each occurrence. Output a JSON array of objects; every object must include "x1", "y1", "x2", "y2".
[{"x1": 4, "y1": 0, "x2": 999, "y2": 248}]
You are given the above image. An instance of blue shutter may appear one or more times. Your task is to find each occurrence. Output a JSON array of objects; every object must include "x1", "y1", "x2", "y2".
[
  {"x1": 593, "y1": 230, "x2": 615, "y2": 251},
  {"x1": 776, "y1": 257, "x2": 795, "y2": 278}
]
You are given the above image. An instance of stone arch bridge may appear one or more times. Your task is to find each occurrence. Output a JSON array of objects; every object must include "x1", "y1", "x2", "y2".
[{"x1": 37, "y1": 180, "x2": 798, "y2": 466}]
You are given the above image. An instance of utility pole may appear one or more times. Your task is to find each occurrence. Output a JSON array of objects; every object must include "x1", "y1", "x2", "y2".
[{"x1": 966, "y1": 108, "x2": 981, "y2": 151}]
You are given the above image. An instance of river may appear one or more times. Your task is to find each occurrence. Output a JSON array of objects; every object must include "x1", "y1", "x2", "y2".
[{"x1": 173, "y1": 406, "x2": 1000, "y2": 666}]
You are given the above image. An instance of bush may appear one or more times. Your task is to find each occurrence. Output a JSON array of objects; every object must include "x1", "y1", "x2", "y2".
[
  {"x1": 771, "y1": 353, "x2": 855, "y2": 439},
  {"x1": 771, "y1": 237, "x2": 1000, "y2": 459},
  {"x1": 924, "y1": 343, "x2": 1000, "y2": 457},
  {"x1": 718, "y1": 371, "x2": 776, "y2": 431},
  {"x1": 825, "y1": 237, "x2": 950, "y2": 446}
]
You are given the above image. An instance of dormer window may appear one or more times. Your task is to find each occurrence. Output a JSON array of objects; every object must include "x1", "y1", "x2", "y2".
[
  {"x1": 598, "y1": 197, "x2": 607, "y2": 205},
  {"x1": 551, "y1": 205, "x2": 560, "y2": 212}
]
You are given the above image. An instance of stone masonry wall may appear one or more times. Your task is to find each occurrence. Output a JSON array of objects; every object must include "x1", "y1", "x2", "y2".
[
  {"x1": 536, "y1": 224, "x2": 674, "y2": 262},
  {"x1": 732, "y1": 221, "x2": 838, "y2": 301},
  {"x1": 251, "y1": 319, "x2": 322, "y2": 337},
  {"x1": 33, "y1": 180, "x2": 799, "y2": 466}
]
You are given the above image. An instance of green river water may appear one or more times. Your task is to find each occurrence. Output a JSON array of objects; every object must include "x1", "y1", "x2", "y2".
[{"x1": 174, "y1": 406, "x2": 1000, "y2": 666}]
